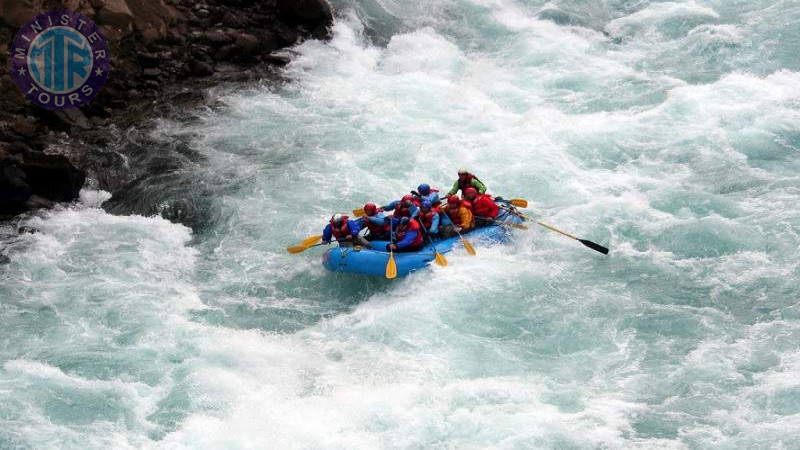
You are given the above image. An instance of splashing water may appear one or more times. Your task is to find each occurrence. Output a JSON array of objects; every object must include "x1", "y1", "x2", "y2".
[{"x1": 2, "y1": 0, "x2": 800, "y2": 448}]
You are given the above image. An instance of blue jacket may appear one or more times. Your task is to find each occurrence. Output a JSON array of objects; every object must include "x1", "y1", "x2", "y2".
[
  {"x1": 424, "y1": 211, "x2": 440, "y2": 234},
  {"x1": 419, "y1": 191, "x2": 440, "y2": 205},
  {"x1": 383, "y1": 201, "x2": 419, "y2": 218},
  {"x1": 362, "y1": 211, "x2": 389, "y2": 228},
  {"x1": 390, "y1": 218, "x2": 420, "y2": 249},
  {"x1": 322, "y1": 219, "x2": 361, "y2": 242}
]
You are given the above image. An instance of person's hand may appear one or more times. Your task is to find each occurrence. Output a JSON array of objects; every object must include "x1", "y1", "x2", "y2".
[
  {"x1": 388, "y1": 244, "x2": 397, "y2": 251},
  {"x1": 344, "y1": 235, "x2": 353, "y2": 240},
  {"x1": 322, "y1": 240, "x2": 330, "y2": 245},
  {"x1": 455, "y1": 227, "x2": 462, "y2": 233}
]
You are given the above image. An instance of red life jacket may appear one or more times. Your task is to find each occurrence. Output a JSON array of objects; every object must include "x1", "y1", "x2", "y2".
[
  {"x1": 365, "y1": 211, "x2": 390, "y2": 235},
  {"x1": 458, "y1": 174, "x2": 475, "y2": 192},
  {"x1": 419, "y1": 209, "x2": 438, "y2": 230},
  {"x1": 329, "y1": 215, "x2": 351, "y2": 240},
  {"x1": 394, "y1": 204, "x2": 412, "y2": 218},
  {"x1": 395, "y1": 219, "x2": 424, "y2": 247},
  {"x1": 472, "y1": 194, "x2": 499, "y2": 218}
]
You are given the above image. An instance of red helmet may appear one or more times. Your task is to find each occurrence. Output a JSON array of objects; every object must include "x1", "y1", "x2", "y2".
[
  {"x1": 447, "y1": 196, "x2": 460, "y2": 205},
  {"x1": 401, "y1": 194, "x2": 414, "y2": 203},
  {"x1": 464, "y1": 187, "x2": 477, "y2": 197},
  {"x1": 364, "y1": 203, "x2": 377, "y2": 215}
]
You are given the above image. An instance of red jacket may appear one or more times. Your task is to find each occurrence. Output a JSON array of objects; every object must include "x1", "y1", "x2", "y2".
[
  {"x1": 471, "y1": 194, "x2": 499, "y2": 219},
  {"x1": 330, "y1": 216, "x2": 351, "y2": 240},
  {"x1": 395, "y1": 218, "x2": 424, "y2": 248}
]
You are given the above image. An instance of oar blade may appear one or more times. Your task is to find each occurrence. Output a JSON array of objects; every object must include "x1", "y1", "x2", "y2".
[
  {"x1": 353, "y1": 208, "x2": 365, "y2": 217},
  {"x1": 509, "y1": 198, "x2": 528, "y2": 208},
  {"x1": 434, "y1": 252, "x2": 448, "y2": 267},
  {"x1": 462, "y1": 238, "x2": 476, "y2": 256},
  {"x1": 287, "y1": 245, "x2": 308, "y2": 254},
  {"x1": 386, "y1": 252, "x2": 398, "y2": 279},
  {"x1": 579, "y1": 239, "x2": 609, "y2": 255},
  {"x1": 301, "y1": 235, "x2": 322, "y2": 246}
]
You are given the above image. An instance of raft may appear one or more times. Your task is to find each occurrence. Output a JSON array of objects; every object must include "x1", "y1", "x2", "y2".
[{"x1": 322, "y1": 203, "x2": 524, "y2": 277}]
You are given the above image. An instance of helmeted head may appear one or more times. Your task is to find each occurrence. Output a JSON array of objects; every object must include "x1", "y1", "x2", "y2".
[
  {"x1": 447, "y1": 196, "x2": 460, "y2": 208},
  {"x1": 417, "y1": 183, "x2": 431, "y2": 195},
  {"x1": 464, "y1": 187, "x2": 477, "y2": 199},
  {"x1": 331, "y1": 213, "x2": 344, "y2": 226},
  {"x1": 364, "y1": 203, "x2": 378, "y2": 216},
  {"x1": 401, "y1": 194, "x2": 414, "y2": 205},
  {"x1": 457, "y1": 168, "x2": 469, "y2": 179},
  {"x1": 421, "y1": 200, "x2": 432, "y2": 210}
]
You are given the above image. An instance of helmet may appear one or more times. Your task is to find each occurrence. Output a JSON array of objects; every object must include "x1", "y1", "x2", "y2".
[
  {"x1": 364, "y1": 203, "x2": 377, "y2": 215},
  {"x1": 417, "y1": 183, "x2": 430, "y2": 195},
  {"x1": 464, "y1": 187, "x2": 477, "y2": 197},
  {"x1": 421, "y1": 200, "x2": 432, "y2": 209},
  {"x1": 331, "y1": 213, "x2": 344, "y2": 225},
  {"x1": 447, "y1": 196, "x2": 460, "y2": 205},
  {"x1": 400, "y1": 217, "x2": 410, "y2": 225},
  {"x1": 457, "y1": 168, "x2": 469, "y2": 175},
  {"x1": 401, "y1": 194, "x2": 414, "y2": 203}
]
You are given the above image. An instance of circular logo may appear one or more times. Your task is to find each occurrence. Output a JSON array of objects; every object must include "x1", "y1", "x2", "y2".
[{"x1": 9, "y1": 11, "x2": 110, "y2": 110}]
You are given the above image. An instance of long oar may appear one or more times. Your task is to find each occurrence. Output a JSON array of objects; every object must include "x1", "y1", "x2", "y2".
[
  {"x1": 501, "y1": 207, "x2": 609, "y2": 255},
  {"x1": 454, "y1": 228, "x2": 476, "y2": 255},
  {"x1": 287, "y1": 242, "x2": 329, "y2": 254},
  {"x1": 421, "y1": 225, "x2": 447, "y2": 266},
  {"x1": 386, "y1": 220, "x2": 397, "y2": 279},
  {"x1": 476, "y1": 216, "x2": 528, "y2": 230}
]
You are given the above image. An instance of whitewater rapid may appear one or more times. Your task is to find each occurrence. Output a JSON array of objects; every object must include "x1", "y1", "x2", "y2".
[{"x1": 2, "y1": 0, "x2": 800, "y2": 448}]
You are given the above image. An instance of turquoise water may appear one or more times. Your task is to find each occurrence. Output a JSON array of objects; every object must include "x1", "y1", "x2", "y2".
[{"x1": 2, "y1": 0, "x2": 800, "y2": 448}]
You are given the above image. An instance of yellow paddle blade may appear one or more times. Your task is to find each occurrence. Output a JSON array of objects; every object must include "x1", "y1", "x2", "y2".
[
  {"x1": 386, "y1": 252, "x2": 397, "y2": 279},
  {"x1": 462, "y1": 238, "x2": 476, "y2": 256},
  {"x1": 352, "y1": 208, "x2": 365, "y2": 217},
  {"x1": 301, "y1": 235, "x2": 322, "y2": 246},
  {"x1": 287, "y1": 245, "x2": 308, "y2": 254},
  {"x1": 434, "y1": 251, "x2": 448, "y2": 267},
  {"x1": 510, "y1": 198, "x2": 528, "y2": 208}
]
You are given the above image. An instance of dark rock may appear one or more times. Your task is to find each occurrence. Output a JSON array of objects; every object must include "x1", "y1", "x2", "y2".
[
  {"x1": 222, "y1": 10, "x2": 249, "y2": 28},
  {"x1": 201, "y1": 30, "x2": 232, "y2": 46},
  {"x1": 263, "y1": 53, "x2": 292, "y2": 66},
  {"x1": 13, "y1": 117, "x2": 37, "y2": 138},
  {"x1": 143, "y1": 68, "x2": 162, "y2": 78},
  {"x1": 19, "y1": 153, "x2": 85, "y2": 203},
  {"x1": 138, "y1": 53, "x2": 161, "y2": 68},
  {"x1": 53, "y1": 109, "x2": 91, "y2": 130},
  {"x1": 276, "y1": 0, "x2": 334, "y2": 30},
  {"x1": 95, "y1": 0, "x2": 135, "y2": 30},
  {"x1": 25, "y1": 195, "x2": 55, "y2": 210},
  {"x1": 0, "y1": 159, "x2": 32, "y2": 214},
  {"x1": 232, "y1": 32, "x2": 260, "y2": 53},
  {"x1": 189, "y1": 60, "x2": 214, "y2": 77}
]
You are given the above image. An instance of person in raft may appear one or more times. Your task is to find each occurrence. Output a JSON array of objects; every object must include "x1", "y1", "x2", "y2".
[
  {"x1": 360, "y1": 202, "x2": 391, "y2": 241},
  {"x1": 322, "y1": 214, "x2": 371, "y2": 248},
  {"x1": 383, "y1": 194, "x2": 419, "y2": 218},
  {"x1": 447, "y1": 168, "x2": 487, "y2": 196},
  {"x1": 440, "y1": 195, "x2": 473, "y2": 237},
  {"x1": 418, "y1": 200, "x2": 441, "y2": 237},
  {"x1": 462, "y1": 187, "x2": 499, "y2": 227},
  {"x1": 387, "y1": 217, "x2": 424, "y2": 253},
  {"x1": 414, "y1": 183, "x2": 440, "y2": 206}
]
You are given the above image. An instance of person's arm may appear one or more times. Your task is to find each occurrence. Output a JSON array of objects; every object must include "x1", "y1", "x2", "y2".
[
  {"x1": 472, "y1": 178, "x2": 487, "y2": 194},
  {"x1": 460, "y1": 207, "x2": 473, "y2": 230},
  {"x1": 447, "y1": 180, "x2": 459, "y2": 196},
  {"x1": 322, "y1": 224, "x2": 333, "y2": 242},
  {"x1": 409, "y1": 205, "x2": 419, "y2": 219},
  {"x1": 429, "y1": 192, "x2": 440, "y2": 204},
  {"x1": 396, "y1": 229, "x2": 418, "y2": 248},
  {"x1": 440, "y1": 212, "x2": 453, "y2": 226},
  {"x1": 430, "y1": 213, "x2": 440, "y2": 234},
  {"x1": 348, "y1": 220, "x2": 361, "y2": 236}
]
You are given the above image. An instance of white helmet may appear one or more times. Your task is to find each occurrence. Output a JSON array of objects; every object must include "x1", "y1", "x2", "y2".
[
  {"x1": 331, "y1": 213, "x2": 343, "y2": 224},
  {"x1": 457, "y1": 168, "x2": 469, "y2": 174}
]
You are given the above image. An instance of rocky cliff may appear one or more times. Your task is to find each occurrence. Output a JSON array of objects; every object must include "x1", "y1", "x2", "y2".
[{"x1": 0, "y1": 0, "x2": 334, "y2": 217}]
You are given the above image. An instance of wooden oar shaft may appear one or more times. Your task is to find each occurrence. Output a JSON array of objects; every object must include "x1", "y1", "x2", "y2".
[{"x1": 535, "y1": 221, "x2": 578, "y2": 240}]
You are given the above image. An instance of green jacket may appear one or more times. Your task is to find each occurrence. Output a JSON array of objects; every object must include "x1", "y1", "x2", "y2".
[{"x1": 448, "y1": 177, "x2": 487, "y2": 196}]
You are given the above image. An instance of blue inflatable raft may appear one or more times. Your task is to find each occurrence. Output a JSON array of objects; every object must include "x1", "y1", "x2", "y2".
[{"x1": 322, "y1": 204, "x2": 523, "y2": 277}]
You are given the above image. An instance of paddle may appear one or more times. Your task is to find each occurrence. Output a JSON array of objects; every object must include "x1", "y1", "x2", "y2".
[
  {"x1": 420, "y1": 222, "x2": 447, "y2": 266},
  {"x1": 352, "y1": 207, "x2": 365, "y2": 217},
  {"x1": 287, "y1": 241, "x2": 329, "y2": 254},
  {"x1": 454, "y1": 228, "x2": 476, "y2": 255},
  {"x1": 287, "y1": 235, "x2": 323, "y2": 253},
  {"x1": 500, "y1": 206, "x2": 609, "y2": 255},
  {"x1": 509, "y1": 198, "x2": 528, "y2": 208},
  {"x1": 386, "y1": 219, "x2": 397, "y2": 279},
  {"x1": 476, "y1": 216, "x2": 528, "y2": 230}
]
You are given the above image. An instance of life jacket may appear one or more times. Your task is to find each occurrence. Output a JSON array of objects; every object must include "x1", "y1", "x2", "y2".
[
  {"x1": 394, "y1": 204, "x2": 412, "y2": 218},
  {"x1": 458, "y1": 174, "x2": 477, "y2": 193},
  {"x1": 460, "y1": 200, "x2": 473, "y2": 211},
  {"x1": 419, "y1": 209, "x2": 438, "y2": 230},
  {"x1": 472, "y1": 194, "x2": 499, "y2": 218},
  {"x1": 395, "y1": 218, "x2": 424, "y2": 248},
  {"x1": 446, "y1": 206, "x2": 463, "y2": 226},
  {"x1": 365, "y1": 211, "x2": 390, "y2": 235},
  {"x1": 329, "y1": 215, "x2": 351, "y2": 240}
]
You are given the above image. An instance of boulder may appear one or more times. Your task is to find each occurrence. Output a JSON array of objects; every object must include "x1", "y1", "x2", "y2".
[
  {"x1": 19, "y1": 153, "x2": 85, "y2": 203},
  {"x1": 0, "y1": 0, "x2": 45, "y2": 28},
  {"x1": 95, "y1": 0, "x2": 134, "y2": 29},
  {"x1": 0, "y1": 159, "x2": 32, "y2": 214},
  {"x1": 232, "y1": 32, "x2": 260, "y2": 53},
  {"x1": 126, "y1": 0, "x2": 180, "y2": 45},
  {"x1": 276, "y1": 0, "x2": 334, "y2": 29}
]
